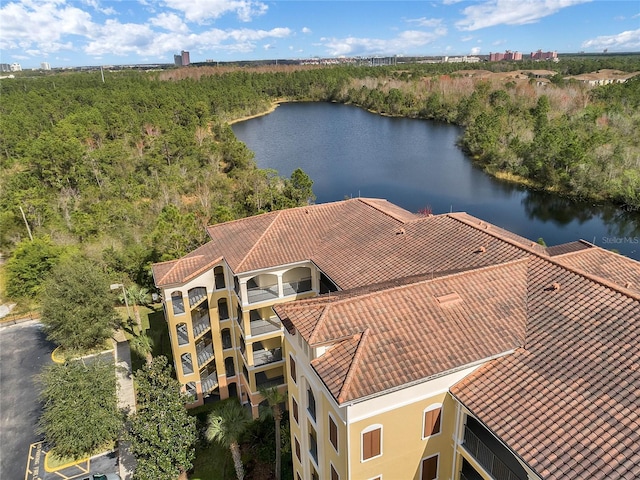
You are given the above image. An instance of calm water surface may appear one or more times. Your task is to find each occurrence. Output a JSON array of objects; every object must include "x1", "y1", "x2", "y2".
[{"x1": 232, "y1": 102, "x2": 640, "y2": 260}]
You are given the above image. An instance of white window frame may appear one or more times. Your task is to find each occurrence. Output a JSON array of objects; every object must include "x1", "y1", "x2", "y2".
[
  {"x1": 422, "y1": 403, "x2": 443, "y2": 440},
  {"x1": 361, "y1": 424, "x2": 383, "y2": 462}
]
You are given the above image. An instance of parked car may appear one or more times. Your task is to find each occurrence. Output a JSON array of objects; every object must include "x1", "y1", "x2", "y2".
[{"x1": 85, "y1": 474, "x2": 121, "y2": 480}]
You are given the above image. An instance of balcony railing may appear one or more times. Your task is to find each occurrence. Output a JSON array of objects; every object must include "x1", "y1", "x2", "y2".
[
  {"x1": 250, "y1": 316, "x2": 282, "y2": 336},
  {"x1": 253, "y1": 347, "x2": 283, "y2": 367},
  {"x1": 196, "y1": 343, "x2": 214, "y2": 367},
  {"x1": 189, "y1": 287, "x2": 207, "y2": 307},
  {"x1": 193, "y1": 314, "x2": 211, "y2": 338},
  {"x1": 255, "y1": 373, "x2": 285, "y2": 390},
  {"x1": 247, "y1": 284, "x2": 279, "y2": 304},
  {"x1": 177, "y1": 324, "x2": 189, "y2": 345},
  {"x1": 283, "y1": 278, "x2": 312, "y2": 297},
  {"x1": 202, "y1": 370, "x2": 219, "y2": 393},
  {"x1": 463, "y1": 426, "x2": 523, "y2": 480}
]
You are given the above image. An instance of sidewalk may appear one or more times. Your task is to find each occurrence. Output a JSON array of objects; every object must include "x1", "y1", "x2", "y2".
[{"x1": 113, "y1": 330, "x2": 137, "y2": 480}]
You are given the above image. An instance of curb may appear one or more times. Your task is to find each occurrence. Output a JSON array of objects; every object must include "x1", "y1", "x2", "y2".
[{"x1": 0, "y1": 316, "x2": 40, "y2": 328}]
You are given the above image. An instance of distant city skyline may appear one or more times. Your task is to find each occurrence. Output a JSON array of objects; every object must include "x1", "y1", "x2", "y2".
[{"x1": 1, "y1": 0, "x2": 639, "y2": 70}]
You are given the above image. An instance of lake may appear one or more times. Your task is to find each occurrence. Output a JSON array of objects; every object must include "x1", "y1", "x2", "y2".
[{"x1": 232, "y1": 102, "x2": 640, "y2": 260}]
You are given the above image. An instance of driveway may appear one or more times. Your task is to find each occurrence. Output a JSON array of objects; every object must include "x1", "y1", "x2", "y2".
[
  {"x1": 0, "y1": 321, "x2": 54, "y2": 480},
  {"x1": 1, "y1": 321, "x2": 122, "y2": 480}
]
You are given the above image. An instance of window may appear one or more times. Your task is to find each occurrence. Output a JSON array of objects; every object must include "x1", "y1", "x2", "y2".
[
  {"x1": 329, "y1": 415, "x2": 338, "y2": 451},
  {"x1": 331, "y1": 464, "x2": 339, "y2": 480},
  {"x1": 307, "y1": 386, "x2": 316, "y2": 421},
  {"x1": 218, "y1": 298, "x2": 229, "y2": 320},
  {"x1": 292, "y1": 397, "x2": 299, "y2": 424},
  {"x1": 423, "y1": 406, "x2": 442, "y2": 438},
  {"x1": 362, "y1": 425, "x2": 382, "y2": 461},
  {"x1": 311, "y1": 467, "x2": 319, "y2": 480},
  {"x1": 297, "y1": 474, "x2": 302, "y2": 480},
  {"x1": 171, "y1": 291, "x2": 185, "y2": 315},
  {"x1": 309, "y1": 426, "x2": 318, "y2": 463},
  {"x1": 421, "y1": 455, "x2": 438, "y2": 480},
  {"x1": 289, "y1": 355, "x2": 297, "y2": 383},
  {"x1": 214, "y1": 266, "x2": 226, "y2": 289},
  {"x1": 295, "y1": 437, "x2": 301, "y2": 461}
]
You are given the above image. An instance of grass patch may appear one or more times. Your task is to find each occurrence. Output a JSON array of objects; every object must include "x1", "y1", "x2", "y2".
[
  {"x1": 44, "y1": 450, "x2": 88, "y2": 471},
  {"x1": 190, "y1": 439, "x2": 235, "y2": 480}
]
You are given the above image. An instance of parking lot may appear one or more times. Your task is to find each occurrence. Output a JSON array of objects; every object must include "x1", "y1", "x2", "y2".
[{"x1": 0, "y1": 321, "x2": 119, "y2": 480}]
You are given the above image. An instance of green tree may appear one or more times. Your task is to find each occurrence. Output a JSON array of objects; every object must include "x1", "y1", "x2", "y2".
[
  {"x1": 39, "y1": 359, "x2": 122, "y2": 459},
  {"x1": 283, "y1": 168, "x2": 315, "y2": 207},
  {"x1": 120, "y1": 284, "x2": 151, "y2": 334},
  {"x1": 258, "y1": 386, "x2": 287, "y2": 480},
  {"x1": 127, "y1": 356, "x2": 196, "y2": 480},
  {"x1": 40, "y1": 255, "x2": 120, "y2": 351},
  {"x1": 206, "y1": 399, "x2": 252, "y2": 480},
  {"x1": 4, "y1": 236, "x2": 65, "y2": 299}
]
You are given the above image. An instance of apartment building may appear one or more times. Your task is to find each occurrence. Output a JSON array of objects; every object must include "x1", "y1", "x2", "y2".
[{"x1": 153, "y1": 198, "x2": 639, "y2": 478}]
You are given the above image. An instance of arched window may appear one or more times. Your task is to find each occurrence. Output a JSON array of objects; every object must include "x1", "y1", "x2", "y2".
[
  {"x1": 181, "y1": 353, "x2": 194, "y2": 375},
  {"x1": 171, "y1": 291, "x2": 185, "y2": 315},
  {"x1": 218, "y1": 298, "x2": 229, "y2": 320},
  {"x1": 225, "y1": 357, "x2": 236, "y2": 377},
  {"x1": 185, "y1": 382, "x2": 197, "y2": 402},
  {"x1": 221, "y1": 328, "x2": 232, "y2": 349},
  {"x1": 214, "y1": 266, "x2": 226, "y2": 289},
  {"x1": 176, "y1": 322, "x2": 189, "y2": 345},
  {"x1": 188, "y1": 286, "x2": 207, "y2": 307}
]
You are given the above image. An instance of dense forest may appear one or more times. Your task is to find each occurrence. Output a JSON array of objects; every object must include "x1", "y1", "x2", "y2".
[{"x1": 1, "y1": 55, "x2": 639, "y2": 302}]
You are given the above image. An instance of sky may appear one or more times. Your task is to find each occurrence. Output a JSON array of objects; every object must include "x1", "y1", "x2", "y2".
[{"x1": 1, "y1": 0, "x2": 639, "y2": 69}]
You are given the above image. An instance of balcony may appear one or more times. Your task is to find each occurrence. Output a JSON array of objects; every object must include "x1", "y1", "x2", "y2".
[
  {"x1": 196, "y1": 341, "x2": 214, "y2": 367},
  {"x1": 193, "y1": 314, "x2": 211, "y2": 338},
  {"x1": 247, "y1": 284, "x2": 279, "y2": 304},
  {"x1": 188, "y1": 287, "x2": 207, "y2": 307},
  {"x1": 283, "y1": 277, "x2": 312, "y2": 297},
  {"x1": 202, "y1": 369, "x2": 219, "y2": 394},
  {"x1": 253, "y1": 347, "x2": 283, "y2": 367},
  {"x1": 250, "y1": 316, "x2": 281, "y2": 336},
  {"x1": 462, "y1": 419, "x2": 527, "y2": 480},
  {"x1": 255, "y1": 371, "x2": 285, "y2": 390}
]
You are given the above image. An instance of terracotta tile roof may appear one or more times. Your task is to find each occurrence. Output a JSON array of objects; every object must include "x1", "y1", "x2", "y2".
[
  {"x1": 550, "y1": 246, "x2": 640, "y2": 294},
  {"x1": 451, "y1": 256, "x2": 640, "y2": 480},
  {"x1": 276, "y1": 259, "x2": 530, "y2": 403},
  {"x1": 152, "y1": 241, "x2": 223, "y2": 287},
  {"x1": 545, "y1": 240, "x2": 593, "y2": 257},
  {"x1": 156, "y1": 199, "x2": 531, "y2": 289}
]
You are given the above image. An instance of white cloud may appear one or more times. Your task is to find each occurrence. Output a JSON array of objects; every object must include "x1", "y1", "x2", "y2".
[
  {"x1": 456, "y1": 0, "x2": 591, "y2": 31},
  {"x1": 302, "y1": 27, "x2": 312, "y2": 34},
  {"x1": 150, "y1": 12, "x2": 189, "y2": 33},
  {"x1": 82, "y1": 0, "x2": 116, "y2": 16},
  {"x1": 461, "y1": 35, "x2": 474, "y2": 42},
  {"x1": 321, "y1": 28, "x2": 447, "y2": 56},
  {"x1": 162, "y1": 0, "x2": 268, "y2": 23},
  {"x1": 0, "y1": 0, "x2": 94, "y2": 53},
  {"x1": 406, "y1": 17, "x2": 443, "y2": 28},
  {"x1": 581, "y1": 29, "x2": 640, "y2": 51},
  {"x1": 470, "y1": 46, "x2": 481, "y2": 54}
]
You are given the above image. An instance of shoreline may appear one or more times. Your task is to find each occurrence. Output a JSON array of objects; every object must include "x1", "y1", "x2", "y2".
[{"x1": 228, "y1": 100, "x2": 284, "y2": 125}]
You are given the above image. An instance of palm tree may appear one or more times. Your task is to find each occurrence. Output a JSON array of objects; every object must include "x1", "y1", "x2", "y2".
[
  {"x1": 120, "y1": 285, "x2": 151, "y2": 334},
  {"x1": 206, "y1": 400, "x2": 252, "y2": 480},
  {"x1": 259, "y1": 386, "x2": 287, "y2": 480}
]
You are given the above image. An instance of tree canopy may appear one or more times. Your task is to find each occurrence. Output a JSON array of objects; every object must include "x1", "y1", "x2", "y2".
[
  {"x1": 127, "y1": 356, "x2": 197, "y2": 480},
  {"x1": 38, "y1": 359, "x2": 122, "y2": 459},
  {"x1": 40, "y1": 255, "x2": 120, "y2": 351}
]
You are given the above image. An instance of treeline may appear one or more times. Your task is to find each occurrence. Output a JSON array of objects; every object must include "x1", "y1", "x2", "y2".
[{"x1": 1, "y1": 56, "x2": 639, "y2": 298}]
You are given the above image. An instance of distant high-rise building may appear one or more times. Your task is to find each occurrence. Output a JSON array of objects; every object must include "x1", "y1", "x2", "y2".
[
  {"x1": 41, "y1": 62, "x2": 51, "y2": 70},
  {"x1": 174, "y1": 54, "x2": 182, "y2": 66},
  {"x1": 181, "y1": 50, "x2": 190, "y2": 66},
  {"x1": 10, "y1": 63, "x2": 22, "y2": 72},
  {"x1": 489, "y1": 50, "x2": 522, "y2": 62},
  {"x1": 0, "y1": 63, "x2": 10, "y2": 72},
  {"x1": 530, "y1": 49, "x2": 558, "y2": 60}
]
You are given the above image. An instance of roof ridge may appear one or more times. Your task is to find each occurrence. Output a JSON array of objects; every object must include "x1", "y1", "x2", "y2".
[
  {"x1": 545, "y1": 239, "x2": 594, "y2": 257},
  {"x1": 313, "y1": 257, "x2": 530, "y2": 308},
  {"x1": 236, "y1": 210, "x2": 283, "y2": 271},
  {"x1": 356, "y1": 198, "x2": 415, "y2": 223},
  {"x1": 337, "y1": 329, "x2": 370, "y2": 404},
  {"x1": 157, "y1": 254, "x2": 204, "y2": 285},
  {"x1": 308, "y1": 304, "x2": 330, "y2": 345}
]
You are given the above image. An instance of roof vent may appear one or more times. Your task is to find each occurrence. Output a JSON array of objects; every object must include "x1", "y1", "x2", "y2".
[
  {"x1": 625, "y1": 281, "x2": 633, "y2": 289},
  {"x1": 396, "y1": 228, "x2": 406, "y2": 236},
  {"x1": 548, "y1": 282, "x2": 561, "y2": 292},
  {"x1": 435, "y1": 292, "x2": 463, "y2": 306},
  {"x1": 475, "y1": 246, "x2": 486, "y2": 254}
]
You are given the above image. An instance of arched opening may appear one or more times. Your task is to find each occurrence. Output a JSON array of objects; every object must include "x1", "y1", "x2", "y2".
[
  {"x1": 228, "y1": 382, "x2": 238, "y2": 398},
  {"x1": 171, "y1": 291, "x2": 185, "y2": 315},
  {"x1": 246, "y1": 273, "x2": 278, "y2": 303},
  {"x1": 214, "y1": 266, "x2": 226, "y2": 289},
  {"x1": 218, "y1": 298, "x2": 229, "y2": 320},
  {"x1": 283, "y1": 266, "x2": 312, "y2": 295},
  {"x1": 176, "y1": 322, "x2": 189, "y2": 345},
  {"x1": 181, "y1": 352, "x2": 194, "y2": 375},
  {"x1": 188, "y1": 286, "x2": 207, "y2": 307},
  {"x1": 225, "y1": 356, "x2": 236, "y2": 377},
  {"x1": 221, "y1": 328, "x2": 232, "y2": 349}
]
